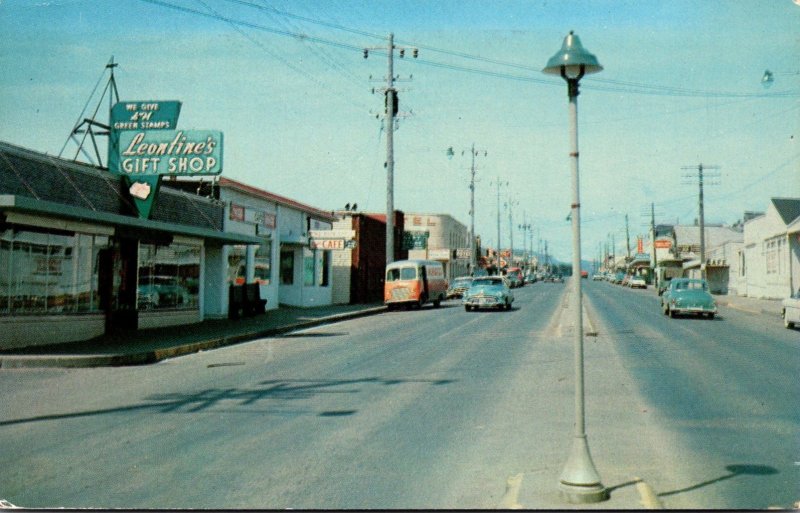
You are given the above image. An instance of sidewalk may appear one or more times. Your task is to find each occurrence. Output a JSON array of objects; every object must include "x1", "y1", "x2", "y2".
[{"x1": 0, "y1": 303, "x2": 385, "y2": 369}]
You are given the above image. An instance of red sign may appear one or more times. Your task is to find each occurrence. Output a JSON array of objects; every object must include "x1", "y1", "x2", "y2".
[
  {"x1": 654, "y1": 239, "x2": 672, "y2": 249},
  {"x1": 637, "y1": 237, "x2": 643, "y2": 254},
  {"x1": 229, "y1": 203, "x2": 245, "y2": 221}
]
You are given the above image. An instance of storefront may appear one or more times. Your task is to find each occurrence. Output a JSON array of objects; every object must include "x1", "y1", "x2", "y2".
[{"x1": 0, "y1": 141, "x2": 261, "y2": 349}]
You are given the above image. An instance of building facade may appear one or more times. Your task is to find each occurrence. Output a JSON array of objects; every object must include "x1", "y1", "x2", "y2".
[
  {"x1": 0, "y1": 141, "x2": 261, "y2": 349},
  {"x1": 739, "y1": 198, "x2": 800, "y2": 299},
  {"x1": 404, "y1": 213, "x2": 472, "y2": 282},
  {"x1": 163, "y1": 177, "x2": 337, "y2": 312}
]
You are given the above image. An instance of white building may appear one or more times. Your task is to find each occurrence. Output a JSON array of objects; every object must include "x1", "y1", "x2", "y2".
[
  {"x1": 165, "y1": 177, "x2": 336, "y2": 315},
  {"x1": 739, "y1": 198, "x2": 800, "y2": 299}
]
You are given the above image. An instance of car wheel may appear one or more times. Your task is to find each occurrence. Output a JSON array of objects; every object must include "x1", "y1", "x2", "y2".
[
  {"x1": 433, "y1": 298, "x2": 441, "y2": 308},
  {"x1": 464, "y1": 305, "x2": 471, "y2": 312},
  {"x1": 785, "y1": 317, "x2": 794, "y2": 329},
  {"x1": 707, "y1": 313, "x2": 715, "y2": 320},
  {"x1": 662, "y1": 302, "x2": 668, "y2": 316},
  {"x1": 669, "y1": 308, "x2": 677, "y2": 318}
]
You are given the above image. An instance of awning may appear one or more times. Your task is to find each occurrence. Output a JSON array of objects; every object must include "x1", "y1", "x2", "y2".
[{"x1": 0, "y1": 194, "x2": 262, "y2": 246}]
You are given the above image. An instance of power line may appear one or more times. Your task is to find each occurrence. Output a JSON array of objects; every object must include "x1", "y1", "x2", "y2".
[{"x1": 141, "y1": 0, "x2": 800, "y2": 100}]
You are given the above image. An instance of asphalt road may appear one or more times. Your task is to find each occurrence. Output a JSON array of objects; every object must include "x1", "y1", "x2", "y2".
[
  {"x1": 583, "y1": 280, "x2": 799, "y2": 509},
  {"x1": 1, "y1": 281, "x2": 797, "y2": 509}
]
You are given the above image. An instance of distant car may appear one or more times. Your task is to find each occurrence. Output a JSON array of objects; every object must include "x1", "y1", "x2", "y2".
[
  {"x1": 628, "y1": 276, "x2": 647, "y2": 289},
  {"x1": 505, "y1": 267, "x2": 525, "y2": 288},
  {"x1": 782, "y1": 290, "x2": 800, "y2": 329},
  {"x1": 463, "y1": 276, "x2": 514, "y2": 311},
  {"x1": 613, "y1": 272, "x2": 625, "y2": 284},
  {"x1": 446, "y1": 276, "x2": 474, "y2": 299},
  {"x1": 661, "y1": 278, "x2": 717, "y2": 319},
  {"x1": 592, "y1": 273, "x2": 604, "y2": 281}
]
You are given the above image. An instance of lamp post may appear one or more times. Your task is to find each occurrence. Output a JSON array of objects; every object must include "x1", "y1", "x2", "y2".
[{"x1": 543, "y1": 31, "x2": 608, "y2": 504}]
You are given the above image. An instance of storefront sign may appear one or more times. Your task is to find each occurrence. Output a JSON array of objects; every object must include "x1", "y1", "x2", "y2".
[
  {"x1": 428, "y1": 249, "x2": 451, "y2": 260},
  {"x1": 310, "y1": 239, "x2": 356, "y2": 250},
  {"x1": 118, "y1": 130, "x2": 223, "y2": 176},
  {"x1": 309, "y1": 230, "x2": 355, "y2": 239},
  {"x1": 456, "y1": 248, "x2": 472, "y2": 259},
  {"x1": 402, "y1": 231, "x2": 429, "y2": 250},
  {"x1": 654, "y1": 239, "x2": 672, "y2": 249},
  {"x1": 110, "y1": 101, "x2": 182, "y2": 131}
]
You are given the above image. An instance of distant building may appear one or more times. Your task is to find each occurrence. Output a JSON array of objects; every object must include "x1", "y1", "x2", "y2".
[{"x1": 404, "y1": 213, "x2": 472, "y2": 281}]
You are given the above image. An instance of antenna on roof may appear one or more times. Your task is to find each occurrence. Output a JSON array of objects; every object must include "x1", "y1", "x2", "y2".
[{"x1": 58, "y1": 56, "x2": 120, "y2": 167}]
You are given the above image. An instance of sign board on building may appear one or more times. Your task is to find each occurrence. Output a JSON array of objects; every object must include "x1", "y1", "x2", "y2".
[
  {"x1": 118, "y1": 130, "x2": 223, "y2": 176},
  {"x1": 402, "y1": 231, "x2": 429, "y2": 250},
  {"x1": 654, "y1": 239, "x2": 672, "y2": 249},
  {"x1": 310, "y1": 239, "x2": 356, "y2": 250},
  {"x1": 428, "y1": 249, "x2": 451, "y2": 260},
  {"x1": 309, "y1": 230, "x2": 355, "y2": 240},
  {"x1": 110, "y1": 101, "x2": 182, "y2": 131},
  {"x1": 455, "y1": 248, "x2": 471, "y2": 259}
]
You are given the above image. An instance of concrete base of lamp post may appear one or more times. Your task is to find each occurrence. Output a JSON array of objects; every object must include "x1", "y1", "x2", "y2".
[{"x1": 558, "y1": 435, "x2": 608, "y2": 504}]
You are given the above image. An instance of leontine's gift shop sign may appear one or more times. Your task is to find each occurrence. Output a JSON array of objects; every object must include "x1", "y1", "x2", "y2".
[{"x1": 118, "y1": 130, "x2": 223, "y2": 176}]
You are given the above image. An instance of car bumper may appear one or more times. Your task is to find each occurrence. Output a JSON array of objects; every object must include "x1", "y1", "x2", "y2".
[{"x1": 463, "y1": 297, "x2": 505, "y2": 308}]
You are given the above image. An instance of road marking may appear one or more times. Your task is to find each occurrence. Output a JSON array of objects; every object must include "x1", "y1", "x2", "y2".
[{"x1": 498, "y1": 473, "x2": 524, "y2": 509}]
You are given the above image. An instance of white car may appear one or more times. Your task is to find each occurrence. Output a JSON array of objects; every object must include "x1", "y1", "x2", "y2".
[
  {"x1": 782, "y1": 290, "x2": 800, "y2": 329},
  {"x1": 628, "y1": 276, "x2": 647, "y2": 289}
]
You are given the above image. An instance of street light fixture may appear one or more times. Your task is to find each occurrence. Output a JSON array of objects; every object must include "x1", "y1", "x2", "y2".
[{"x1": 543, "y1": 31, "x2": 608, "y2": 504}]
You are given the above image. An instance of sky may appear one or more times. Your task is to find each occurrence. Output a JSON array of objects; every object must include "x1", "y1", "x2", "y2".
[{"x1": 1, "y1": 0, "x2": 798, "y2": 264}]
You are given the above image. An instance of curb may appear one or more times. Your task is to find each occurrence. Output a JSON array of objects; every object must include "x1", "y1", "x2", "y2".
[{"x1": 0, "y1": 306, "x2": 386, "y2": 369}]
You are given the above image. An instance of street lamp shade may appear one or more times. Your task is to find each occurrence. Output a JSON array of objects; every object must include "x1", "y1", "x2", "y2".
[{"x1": 543, "y1": 31, "x2": 603, "y2": 77}]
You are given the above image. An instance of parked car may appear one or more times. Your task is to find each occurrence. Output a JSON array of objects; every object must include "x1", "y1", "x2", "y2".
[
  {"x1": 505, "y1": 267, "x2": 524, "y2": 288},
  {"x1": 782, "y1": 289, "x2": 800, "y2": 329},
  {"x1": 463, "y1": 276, "x2": 514, "y2": 311},
  {"x1": 592, "y1": 273, "x2": 604, "y2": 281},
  {"x1": 137, "y1": 276, "x2": 190, "y2": 310},
  {"x1": 628, "y1": 276, "x2": 647, "y2": 289},
  {"x1": 661, "y1": 278, "x2": 717, "y2": 319},
  {"x1": 446, "y1": 276, "x2": 474, "y2": 299},
  {"x1": 613, "y1": 272, "x2": 625, "y2": 284}
]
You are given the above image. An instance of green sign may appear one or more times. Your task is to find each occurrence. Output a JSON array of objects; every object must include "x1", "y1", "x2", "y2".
[
  {"x1": 118, "y1": 130, "x2": 223, "y2": 176},
  {"x1": 108, "y1": 101, "x2": 183, "y2": 220},
  {"x1": 402, "y1": 231, "x2": 429, "y2": 250},
  {"x1": 110, "y1": 101, "x2": 182, "y2": 131}
]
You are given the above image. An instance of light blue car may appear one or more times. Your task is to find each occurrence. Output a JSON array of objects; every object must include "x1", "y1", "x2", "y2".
[
  {"x1": 661, "y1": 278, "x2": 717, "y2": 319},
  {"x1": 463, "y1": 276, "x2": 514, "y2": 311}
]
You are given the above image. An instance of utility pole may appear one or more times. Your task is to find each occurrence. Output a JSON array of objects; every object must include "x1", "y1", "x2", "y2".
[
  {"x1": 650, "y1": 202, "x2": 658, "y2": 280},
  {"x1": 449, "y1": 144, "x2": 487, "y2": 273},
  {"x1": 682, "y1": 164, "x2": 720, "y2": 279},
  {"x1": 363, "y1": 35, "x2": 417, "y2": 266},
  {"x1": 625, "y1": 214, "x2": 631, "y2": 260},
  {"x1": 506, "y1": 197, "x2": 518, "y2": 265},
  {"x1": 491, "y1": 177, "x2": 508, "y2": 267}
]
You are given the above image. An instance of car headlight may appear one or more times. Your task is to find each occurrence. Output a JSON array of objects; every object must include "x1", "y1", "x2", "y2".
[{"x1": 495, "y1": 292, "x2": 504, "y2": 299}]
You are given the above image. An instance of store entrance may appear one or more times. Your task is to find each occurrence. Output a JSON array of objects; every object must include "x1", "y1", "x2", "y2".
[{"x1": 99, "y1": 238, "x2": 139, "y2": 334}]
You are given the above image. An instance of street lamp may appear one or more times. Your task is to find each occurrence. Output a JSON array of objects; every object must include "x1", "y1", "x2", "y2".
[{"x1": 543, "y1": 31, "x2": 608, "y2": 504}]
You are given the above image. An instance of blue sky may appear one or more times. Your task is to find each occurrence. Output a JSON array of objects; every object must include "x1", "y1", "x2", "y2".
[{"x1": 1, "y1": 0, "x2": 798, "y2": 263}]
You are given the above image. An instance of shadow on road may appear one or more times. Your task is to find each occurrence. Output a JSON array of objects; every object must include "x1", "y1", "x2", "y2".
[
  {"x1": 0, "y1": 376, "x2": 458, "y2": 427},
  {"x1": 657, "y1": 464, "x2": 778, "y2": 498}
]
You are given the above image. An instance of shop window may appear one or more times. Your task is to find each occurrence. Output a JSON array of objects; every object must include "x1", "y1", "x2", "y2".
[
  {"x1": 137, "y1": 243, "x2": 200, "y2": 311},
  {"x1": 254, "y1": 238, "x2": 271, "y2": 285},
  {"x1": 280, "y1": 250, "x2": 294, "y2": 285},
  {"x1": 0, "y1": 228, "x2": 106, "y2": 315},
  {"x1": 227, "y1": 245, "x2": 246, "y2": 285},
  {"x1": 303, "y1": 247, "x2": 315, "y2": 286}
]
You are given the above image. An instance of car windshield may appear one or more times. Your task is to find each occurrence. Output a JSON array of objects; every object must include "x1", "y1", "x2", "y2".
[
  {"x1": 674, "y1": 280, "x2": 707, "y2": 291},
  {"x1": 473, "y1": 277, "x2": 504, "y2": 287},
  {"x1": 387, "y1": 267, "x2": 417, "y2": 281},
  {"x1": 453, "y1": 278, "x2": 472, "y2": 287}
]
